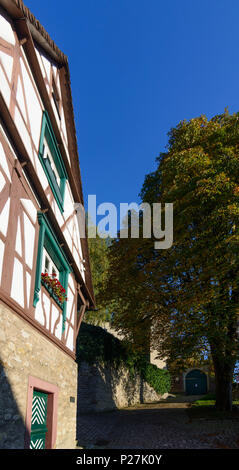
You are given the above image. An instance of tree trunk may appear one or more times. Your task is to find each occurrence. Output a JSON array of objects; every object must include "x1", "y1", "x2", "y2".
[
  {"x1": 214, "y1": 371, "x2": 232, "y2": 411},
  {"x1": 210, "y1": 306, "x2": 237, "y2": 412},
  {"x1": 212, "y1": 357, "x2": 234, "y2": 411}
]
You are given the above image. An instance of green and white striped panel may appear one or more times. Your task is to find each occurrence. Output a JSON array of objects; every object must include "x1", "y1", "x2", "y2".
[
  {"x1": 30, "y1": 437, "x2": 45, "y2": 449},
  {"x1": 30, "y1": 390, "x2": 48, "y2": 449}
]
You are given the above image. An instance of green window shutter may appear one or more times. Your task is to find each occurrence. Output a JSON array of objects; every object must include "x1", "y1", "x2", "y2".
[
  {"x1": 33, "y1": 212, "x2": 72, "y2": 333},
  {"x1": 44, "y1": 157, "x2": 64, "y2": 207},
  {"x1": 38, "y1": 110, "x2": 67, "y2": 213},
  {"x1": 30, "y1": 390, "x2": 48, "y2": 449},
  {"x1": 33, "y1": 220, "x2": 45, "y2": 307}
]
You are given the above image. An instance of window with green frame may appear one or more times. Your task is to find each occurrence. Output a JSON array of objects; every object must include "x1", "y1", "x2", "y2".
[
  {"x1": 33, "y1": 212, "x2": 71, "y2": 332},
  {"x1": 38, "y1": 111, "x2": 67, "y2": 213}
]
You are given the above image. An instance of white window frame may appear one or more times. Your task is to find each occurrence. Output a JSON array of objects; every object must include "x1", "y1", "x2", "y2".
[{"x1": 42, "y1": 247, "x2": 59, "y2": 279}]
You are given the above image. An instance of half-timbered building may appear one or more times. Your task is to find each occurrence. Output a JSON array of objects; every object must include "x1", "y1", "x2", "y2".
[{"x1": 0, "y1": 0, "x2": 94, "y2": 449}]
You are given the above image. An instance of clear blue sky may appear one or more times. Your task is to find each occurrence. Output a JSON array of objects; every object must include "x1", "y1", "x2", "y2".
[{"x1": 26, "y1": 0, "x2": 239, "y2": 215}]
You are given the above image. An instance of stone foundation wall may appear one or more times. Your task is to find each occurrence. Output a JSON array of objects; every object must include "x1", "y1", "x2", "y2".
[
  {"x1": 77, "y1": 361, "x2": 168, "y2": 413},
  {"x1": 0, "y1": 302, "x2": 78, "y2": 449}
]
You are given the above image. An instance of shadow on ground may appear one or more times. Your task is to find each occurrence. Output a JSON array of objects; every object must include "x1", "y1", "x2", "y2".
[{"x1": 77, "y1": 395, "x2": 239, "y2": 450}]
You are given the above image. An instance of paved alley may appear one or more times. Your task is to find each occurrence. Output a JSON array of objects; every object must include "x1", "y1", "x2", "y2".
[{"x1": 77, "y1": 396, "x2": 239, "y2": 449}]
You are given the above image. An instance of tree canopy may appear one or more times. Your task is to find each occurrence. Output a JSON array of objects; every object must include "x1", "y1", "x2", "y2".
[
  {"x1": 100, "y1": 110, "x2": 239, "y2": 410},
  {"x1": 85, "y1": 233, "x2": 112, "y2": 325}
]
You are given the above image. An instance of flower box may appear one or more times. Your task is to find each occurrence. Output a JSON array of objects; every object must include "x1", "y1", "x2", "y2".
[{"x1": 41, "y1": 272, "x2": 67, "y2": 309}]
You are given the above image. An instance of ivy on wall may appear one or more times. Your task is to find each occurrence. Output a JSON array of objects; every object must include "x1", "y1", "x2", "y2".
[
  {"x1": 76, "y1": 322, "x2": 171, "y2": 395},
  {"x1": 140, "y1": 363, "x2": 171, "y2": 395}
]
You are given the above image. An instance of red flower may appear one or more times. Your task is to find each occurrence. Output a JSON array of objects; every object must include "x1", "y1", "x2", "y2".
[{"x1": 41, "y1": 272, "x2": 68, "y2": 304}]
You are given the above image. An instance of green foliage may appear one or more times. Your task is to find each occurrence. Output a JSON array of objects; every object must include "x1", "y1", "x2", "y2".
[
  {"x1": 100, "y1": 110, "x2": 239, "y2": 411},
  {"x1": 76, "y1": 322, "x2": 171, "y2": 395},
  {"x1": 76, "y1": 322, "x2": 126, "y2": 366},
  {"x1": 192, "y1": 393, "x2": 216, "y2": 403},
  {"x1": 86, "y1": 234, "x2": 112, "y2": 325},
  {"x1": 190, "y1": 389, "x2": 239, "y2": 420},
  {"x1": 140, "y1": 362, "x2": 171, "y2": 395}
]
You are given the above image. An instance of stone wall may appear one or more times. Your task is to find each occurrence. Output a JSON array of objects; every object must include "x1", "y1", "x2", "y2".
[
  {"x1": 0, "y1": 302, "x2": 78, "y2": 449},
  {"x1": 102, "y1": 323, "x2": 167, "y2": 370},
  {"x1": 77, "y1": 361, "x2": 168, "y2": 413}
]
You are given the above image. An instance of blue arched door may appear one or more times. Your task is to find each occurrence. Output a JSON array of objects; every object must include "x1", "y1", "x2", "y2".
[{"x1": 185, "y1": 369, "x2": 207, "y2": 395}]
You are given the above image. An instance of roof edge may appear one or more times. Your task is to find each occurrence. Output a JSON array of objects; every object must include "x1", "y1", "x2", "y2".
[{"x1": 0, "y1": 0, "x2": 67, "y2": 64}]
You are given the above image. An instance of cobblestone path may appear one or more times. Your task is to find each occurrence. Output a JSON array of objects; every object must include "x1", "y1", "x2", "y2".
[{"x1": 77, "y1": 396, "x2": 239, "y2": 449}]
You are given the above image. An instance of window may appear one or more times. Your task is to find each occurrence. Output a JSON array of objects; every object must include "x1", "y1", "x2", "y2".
[
  {"x1": 42, "y1": 138, "x2": 61, "y2": 187},
  {"x1": 42, "y1": 247, "x2": 59, "y2": 278},
  {"x1": 33, "y1": 212, "x2": 71, "y2": 332},
  {"x1": 38, "y1": 111, "x2": 67, "y2": 213}
]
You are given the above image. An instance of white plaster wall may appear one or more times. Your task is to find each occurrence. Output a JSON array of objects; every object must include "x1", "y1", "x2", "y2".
[
  {"x1": 51, "y1": 304, "x2": 63, "y2": 339},
  {"x1": 0, "y1": 198, "x2": 10, "y2": 237},
  {"x1": 20, "y1": 199, "x2": 37, "y2": 224},
  {"x1": 19, "y1": 56, "x2": 42, "y2": 151},
  {"x1": 35, "y1": 297, "x2": 44, "y2": 326},
  {"x1": 0, "y1": 14, "x2": 14, "y2": 107},
  {"x1": 16, "y1": 76, "x2": 27, "y2": 122},
  {"x1": 0, "y1": 50, "x2": 13, "y2": 81},
  {"x1": 23, "y1": 212, "x2": 35, "y2": 269},
  {"x1": 51, "y1": 197, "x2": 64, "y2": 229},
  {"x1": 0, "y1": 141, "x2": 11, "y2": 181},
  {"x1": 26, "y1": 271, "x2": 31, "y2": 309},
  {"x1": 73, "y1": 213, "x2": 84, "y2": 260},
  {"x1": 35, "y1": 48, "x2": 46, "y2": 81},
  {"x1": 66, "y1": 326, "x2": 74, "y2": 351},
  {"x1": 41, "y1": 54, "x2": 51, "y2": 83},
  {"x1": 66, "y1": 288, "x2": 74, "y2": 321},
  {"x1": 11, "y1": 257, "x2": 24, "y2": 307},
  {"x1": 15, "y1": 218, "x2": 22, "y2": 256},
  {"x1": 0, "y1": 170, "x2": 5, "y2": 192},
  {"x1": 0, "y1": 15, "x2": 15, "y2": 45},
  {"x1": 14, "y1": 106, "x2": 33, "y2": 158},
  {"x1": 68, "y1": 272, "x2": 75, "y2": 291},
  {"x1": 35, "y1": 157, "x2": 49, "y2": 191},
  {"x1": 0, "y1": 63, "x2": 11, "y2": 107}
]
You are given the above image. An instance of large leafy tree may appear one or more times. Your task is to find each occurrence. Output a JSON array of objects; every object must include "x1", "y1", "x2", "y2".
[
  {"x1": 101, "y1": 110, "x2": 239, "y2": 411},
  {"x1": 85, "y1": 234, "x2": 112, "y2": 325}
]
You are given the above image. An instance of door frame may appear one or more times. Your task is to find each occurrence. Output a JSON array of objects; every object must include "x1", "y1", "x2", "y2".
[{"x1": 25, "y1": 376, "x2": 59, "y2": 449}]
